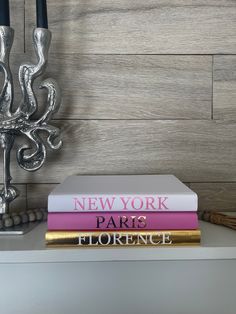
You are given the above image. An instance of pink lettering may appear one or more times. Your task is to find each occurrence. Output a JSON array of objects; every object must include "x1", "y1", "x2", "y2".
[
  {"x1": 131, "y1": 197, "x2": 144, "y2": 210},
  {"x1": 158, "y1": 197, "x2": 168, "y2": 210},
  {"x1": 145, "y1": 197, "x2": 156, "y2": 210},
  {"x1": 73, "y1": 197, "x2": 86, "y2": 210},
  {"x1": 88, "y1": 197, "x2": 98, "y2": 210},
  {"x1": 99, "y1": 197, "x2": 116, "y2": 210},
  {"x1": 120, "y1": 196, "x2": 131, "y2": 210}
]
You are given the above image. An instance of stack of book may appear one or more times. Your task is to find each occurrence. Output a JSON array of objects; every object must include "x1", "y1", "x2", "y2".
[{"x1": 45, "y1": 175, "x2": 201, "y2": 247}]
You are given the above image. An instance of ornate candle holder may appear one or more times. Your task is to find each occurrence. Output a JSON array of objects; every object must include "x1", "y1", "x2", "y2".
[{"x1": 0, "y1": 26, "x2": 62, "y2": 233}]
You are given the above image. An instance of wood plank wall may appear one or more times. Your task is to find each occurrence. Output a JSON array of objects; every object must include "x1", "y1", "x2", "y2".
[{"x1": 3, "y1": 0, "x2": 236, "y2": 211}]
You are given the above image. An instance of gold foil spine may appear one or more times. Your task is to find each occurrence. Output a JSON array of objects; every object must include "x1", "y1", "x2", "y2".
[{"x1": 45, "y1": 230, "x2": 201, "y2": 247}]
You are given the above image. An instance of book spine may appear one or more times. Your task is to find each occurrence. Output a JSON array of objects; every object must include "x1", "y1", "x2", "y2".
[
  {"x1": 47, "y1": 212, "x2": 199, "y2": 230},
  {"x1": 45, "y1": 230, "x2": 201, "y2": 247},
  {"x1": 48, "y1": 193, "x2": 198, "y2": 212}
]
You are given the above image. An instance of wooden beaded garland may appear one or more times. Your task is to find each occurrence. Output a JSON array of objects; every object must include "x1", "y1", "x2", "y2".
[{"x1": 1, "y1": 209, "x2": 47, "y2": 228}]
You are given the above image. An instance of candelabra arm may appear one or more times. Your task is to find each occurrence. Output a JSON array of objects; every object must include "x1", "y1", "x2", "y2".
[
  {"x1": 17, "y1": 28, "x2": 51, "y2": 118},
  {"x1": 16, "y1": 28, "x2": 62, "y2": 172}
]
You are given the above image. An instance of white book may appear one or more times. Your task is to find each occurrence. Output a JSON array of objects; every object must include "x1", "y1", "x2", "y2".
[{"x1": 48, "y1": 175, "x2": 198, "y2": 212}]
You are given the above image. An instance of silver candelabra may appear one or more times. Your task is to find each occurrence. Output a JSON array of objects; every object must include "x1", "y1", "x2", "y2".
[{"x1": 0, "y1": 26, "x2": 62, "y2": 220}]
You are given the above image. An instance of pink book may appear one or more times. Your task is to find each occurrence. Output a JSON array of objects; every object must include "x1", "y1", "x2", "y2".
[{"x1": 47, "y1": 212, "x2": 199, "y2": 231}]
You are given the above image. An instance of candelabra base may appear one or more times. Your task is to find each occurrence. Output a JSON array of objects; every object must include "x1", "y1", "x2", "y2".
[{"x1": 0, "y1": 221, "x2": 40, "y2": 235}]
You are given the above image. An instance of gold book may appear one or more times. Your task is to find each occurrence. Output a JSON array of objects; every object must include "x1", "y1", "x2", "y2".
[{"x1": 45, "y1": 230, "x2": 201, "y2": 248}]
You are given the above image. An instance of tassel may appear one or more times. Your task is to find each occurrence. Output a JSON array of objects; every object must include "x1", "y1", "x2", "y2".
[{"x1": 198, "y1": 210, "x2": 236, "y2": 230}]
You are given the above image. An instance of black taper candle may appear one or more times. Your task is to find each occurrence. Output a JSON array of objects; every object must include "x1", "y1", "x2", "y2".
[
  {"x1": 0, "y1": 0, "x2": 10, "y2": 26},
  {"x1": 36, "y1": 0, "x2": 48, "y2": 29}
]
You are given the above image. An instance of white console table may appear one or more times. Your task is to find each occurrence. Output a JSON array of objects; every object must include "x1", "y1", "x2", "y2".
[{"x1": 0, "y1": 221, "x2": 236, "y2": 314}]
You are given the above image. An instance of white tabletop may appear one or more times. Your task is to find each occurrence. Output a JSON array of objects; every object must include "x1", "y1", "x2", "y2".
[{"x1": 0, "y1": 221, "x2": 236, "y2": 263}]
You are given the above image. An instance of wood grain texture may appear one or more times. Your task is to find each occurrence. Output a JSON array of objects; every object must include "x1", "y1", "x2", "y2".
[
  {"x1": 9, "y1": 0, "x2": 24, "y2": 53},
  {"x1": 190, "y1": 183, "x2": 236, "y2": 211},
  {"x1": 0, "y1": 6, "x2": 24, "y2": 94},
  {"x1": 25, "y1": 0, "x2": 236, "y2": 54},
  {"x1": 5, "y1": 120, "x2": 236, "y2": 184},
  {"x1": 40, "y1": 54, "x2": 212, "y2": 119},
  {"x1": 213, "y1": 56, "x2": 236, "y2": 120},
  {"x1": 27, "y1": 184, "x2": 57, "y2": 209},
  {"x1": 5, "y1": 1, "x2": 236, "y2": 211},
  {"x1": 0, "y1": 185, "x2": 26, "y2": 212}
]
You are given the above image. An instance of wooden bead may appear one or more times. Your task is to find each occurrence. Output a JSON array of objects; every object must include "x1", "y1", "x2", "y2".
[
  {"x1": 4, "y1": 217, "x2": 13, "y2": 228},
  {"x1": 35, "y1": 210, "x2": 43, "y2": 221},
  {"x1": 19, "y1": 212, "x2": 29, "y2": 224},
  {"x1": 28, "y1": 212, "x2": 36, "y2": 222},
  {"x1": 12, "y1": 215, "x2": 21, "y2": 226},
  {"x1": 2, "y1": 214, "x2": 10, "y2": 220}
]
